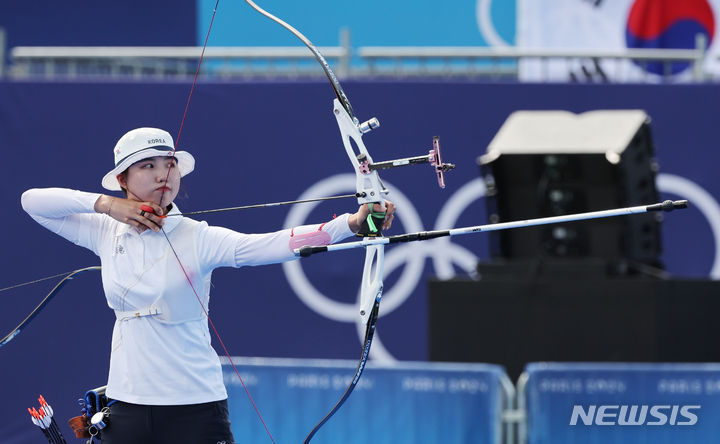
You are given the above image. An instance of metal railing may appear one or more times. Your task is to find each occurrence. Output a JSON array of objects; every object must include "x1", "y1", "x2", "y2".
[
  {"x1": 358, "y1": 45, "x2": 707, "y2": 81},
  {"x1": 8, "y1": 46, "x2": 350, "y2": 79},
  {"x1": 4, "y1": 33, "x2": 711, "y2": 82}
]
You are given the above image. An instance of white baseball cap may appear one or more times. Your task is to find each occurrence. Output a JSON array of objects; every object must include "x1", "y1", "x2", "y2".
[{"x1": 101, "y1": 127, "x2": 195, "y2": 191}]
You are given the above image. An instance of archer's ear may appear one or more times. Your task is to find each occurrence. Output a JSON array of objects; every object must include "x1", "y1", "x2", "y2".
[{"x1": 116, "y1": 173, "x2": 127, "y2": 189}]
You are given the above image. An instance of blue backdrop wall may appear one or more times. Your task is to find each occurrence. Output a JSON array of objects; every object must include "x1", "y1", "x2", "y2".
[{"x1": 1, "y1": 80, "x2": 718, "y2": 441}]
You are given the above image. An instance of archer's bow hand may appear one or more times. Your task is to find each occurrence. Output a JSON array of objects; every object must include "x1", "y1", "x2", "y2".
[{"x1": 349, "y1": 200, "x2": 396, "y2": 236}]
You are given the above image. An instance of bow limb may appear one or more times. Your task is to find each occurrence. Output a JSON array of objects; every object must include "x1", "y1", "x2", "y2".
[
  {"x1": 0, "y1": 266, "x2": 101, "y2": 349},
  {"x1": 303, "y1": 297, "x2": 380, "y2": 443},
  {"x1": 244, "y1": 0, "x2": 355, "y2": 121}
]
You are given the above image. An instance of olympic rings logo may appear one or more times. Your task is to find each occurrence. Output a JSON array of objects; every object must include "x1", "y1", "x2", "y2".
[{"x1": 283, "y1": 173, "x2": 720, "y2": 362}]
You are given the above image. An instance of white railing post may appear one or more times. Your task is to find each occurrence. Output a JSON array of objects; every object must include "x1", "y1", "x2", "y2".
[
  {"x1": 694, "y1": 32, "x2": 707, "y2": 82},
  {"x1": 338, "y1": 27, "x2": 351, "y2": 78},
  {"x1": 0, "y1": 27, "x2": 6, "y2": 77}
]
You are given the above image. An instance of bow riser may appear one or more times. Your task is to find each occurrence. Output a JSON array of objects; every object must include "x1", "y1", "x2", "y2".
[
  {"x1": 332, "y1": 97, "x2": 387, "y2": 327},
  {"x1": 359, "y1": 244, "x2": 384, "y2": 326},
  {"x1": 333, "y1": 99, "x2": 388, "y2": 206}
]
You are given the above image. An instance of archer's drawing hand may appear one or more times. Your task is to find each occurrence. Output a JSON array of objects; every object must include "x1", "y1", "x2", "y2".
[{"x1": 95, "y1": 195, "x2": 166, "y2": 233}]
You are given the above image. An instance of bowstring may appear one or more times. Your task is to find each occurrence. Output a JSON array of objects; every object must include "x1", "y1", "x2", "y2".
[{"x1": 156, "y1": 0, "x2": 275, "y2": 441}]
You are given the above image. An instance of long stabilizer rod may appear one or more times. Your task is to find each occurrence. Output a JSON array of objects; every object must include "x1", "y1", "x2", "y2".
[{"x1": 296, "y1": 200, "x2": 689, "y2": 257}]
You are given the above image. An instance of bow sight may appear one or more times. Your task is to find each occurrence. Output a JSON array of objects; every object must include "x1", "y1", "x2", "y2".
[{"x1": 356, "y1": 135, "x2": 456, "y2": 189}]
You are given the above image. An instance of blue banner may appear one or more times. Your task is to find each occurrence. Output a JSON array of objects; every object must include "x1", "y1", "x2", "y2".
[
  {"x1": 223, "y1": 358, "x2": 511, "y2": 443},
  {"x1": 523, "y1": 363, "x2": 720, "y2": 444}
]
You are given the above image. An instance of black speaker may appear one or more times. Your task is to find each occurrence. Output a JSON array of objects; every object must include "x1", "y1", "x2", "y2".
[{"x1": 478, "y1": 110, "x2": 662, "y2": 269}]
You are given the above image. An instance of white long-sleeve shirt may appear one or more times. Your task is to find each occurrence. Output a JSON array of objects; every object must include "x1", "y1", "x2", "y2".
[{"x1": 21, "y1": 188, "x2": 354, "y2": 405}]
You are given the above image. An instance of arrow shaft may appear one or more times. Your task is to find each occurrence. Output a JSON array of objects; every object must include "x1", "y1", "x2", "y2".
[{"x1": 171, "y1": 193, "x2": 362, "y2": 216}]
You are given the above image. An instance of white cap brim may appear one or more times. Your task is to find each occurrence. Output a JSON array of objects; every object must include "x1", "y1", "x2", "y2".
[{"x1": 101, "y1": 148, "x2": 195, "y2": 191}]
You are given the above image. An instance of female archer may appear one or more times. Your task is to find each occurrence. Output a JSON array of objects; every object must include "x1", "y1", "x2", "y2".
[{"x1": 21, "y1": 127, "x2": 395, "y2": 444}]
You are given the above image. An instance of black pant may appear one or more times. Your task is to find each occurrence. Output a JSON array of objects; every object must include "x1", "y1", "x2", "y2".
[{"x1": 100, "y1": 399, "x2": 235, "y2": 444}]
